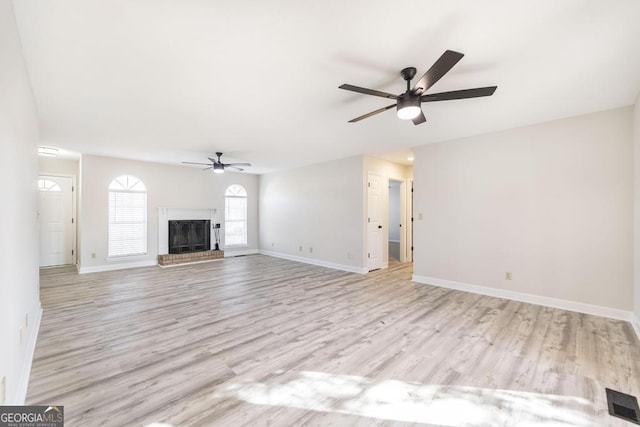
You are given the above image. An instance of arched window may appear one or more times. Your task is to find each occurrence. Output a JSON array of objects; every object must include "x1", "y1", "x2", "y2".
[
  {"x1": 37, "y1": 178, "x2": 61, "y2": 192},
  {"x1": 108, "y1": 175, "x2": 147, "y2": 257},
  {"x1": 225, "y1": 184, "x2": 247, "y2": 246}
]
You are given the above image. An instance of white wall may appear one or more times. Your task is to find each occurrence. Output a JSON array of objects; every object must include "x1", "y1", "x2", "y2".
[
  {"x1": 364, "y1": 156, "x2": 411, "y2": 184},
  {"x1": 634, "y1": 95, "x2": 640, "y2": 326},
  {"x1": 413, "y1": 107, "x2": 633, "y2": 311},
  {"x1": 0, "y1": 0, "x2": 41, "y2": 404},
  {"x1": 258, "y1": 156, "x2": 365, "y2": 273},
  {"x1": 79, "y1": 155, "x2": 258, "y2": 272},
  {"x1": 39, "y1": 156, "x2": 79, "y2": 176}
]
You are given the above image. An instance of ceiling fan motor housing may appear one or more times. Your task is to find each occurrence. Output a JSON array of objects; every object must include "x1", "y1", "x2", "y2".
[{"x1": 400, "y1": 67, "x2": 417, "y2": 82}]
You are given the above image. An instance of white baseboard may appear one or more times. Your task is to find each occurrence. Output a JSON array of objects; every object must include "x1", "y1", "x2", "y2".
[
  {"x1": 260, "y1": 250, "x2": 367, "y2": 274},
  {"x1": 78, "y1": 260, "x2": 158, "y2": 274},
  {"x1": 12, "y1": 305, "x2": 42, "y2": 404},
  {"x1": 413, "y1": 275, "x2": 640, "y2": 340},
  {"x1": 224, "y1": 248, "x2": 259, "y2": 257}
]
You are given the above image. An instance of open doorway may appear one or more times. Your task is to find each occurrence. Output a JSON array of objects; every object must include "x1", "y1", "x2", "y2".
[{"x1": 388, "y1": 179, "x2": 402, "y2": 263}]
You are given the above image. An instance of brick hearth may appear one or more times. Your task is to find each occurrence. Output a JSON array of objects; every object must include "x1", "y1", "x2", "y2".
[{"x1": 157, "y1": 250, "x2": 224, "y2": 266}]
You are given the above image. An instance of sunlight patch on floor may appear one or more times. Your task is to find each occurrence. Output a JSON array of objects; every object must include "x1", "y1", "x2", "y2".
[{"x1": 213, "y1": 370, "x2": 598, "y2": 426}]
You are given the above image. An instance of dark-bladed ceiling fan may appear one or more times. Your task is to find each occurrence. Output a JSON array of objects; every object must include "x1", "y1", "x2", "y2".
[
  {"x1": 182, "y1": 152, "x2": 251, "y2": 174},
  {"x1": 339, "y1": 50, "x2": 497, "y2": 125}
]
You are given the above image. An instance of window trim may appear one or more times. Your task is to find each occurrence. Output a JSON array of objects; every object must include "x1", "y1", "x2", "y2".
[
  {"x1": 224, "y1": 184, "x2": 248, "y2": 247},
  {"x1": 37, "y1": 178, "x2": 62, "y2": 192},
  {"x1": 108, "y1": 175, "x2": 148, "y2": 258}
]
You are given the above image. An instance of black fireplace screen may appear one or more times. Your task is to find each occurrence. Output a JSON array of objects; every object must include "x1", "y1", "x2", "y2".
[{"x1": 168, "y1": 220, "x2": 211, "y2": 254}]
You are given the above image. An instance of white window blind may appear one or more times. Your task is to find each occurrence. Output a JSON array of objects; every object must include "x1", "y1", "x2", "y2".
[
  {"x1": 225, "y1": 185, "x2": 247, "y2": 246},
  {"x1": 108, "y1": 175, "x2": 147, "y2": 257}
]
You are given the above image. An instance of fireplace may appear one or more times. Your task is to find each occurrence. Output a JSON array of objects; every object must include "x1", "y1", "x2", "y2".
[{"x1": 168, "y1": 220, "x2": 210, "y2": 254}]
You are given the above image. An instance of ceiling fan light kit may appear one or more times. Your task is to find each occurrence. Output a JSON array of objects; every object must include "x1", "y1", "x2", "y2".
[
  {"x1": 396, "y1": 95, "x2": 421, "y2": 120},
  {"x1": 339, "y1": 50, "x2": 497, "y2": 126}
]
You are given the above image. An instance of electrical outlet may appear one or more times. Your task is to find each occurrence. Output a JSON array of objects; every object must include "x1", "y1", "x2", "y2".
[
  {"x1": 309, "y1": 247, "x2": 313, "y2": 253},
  {"x1": 298, "y1": 246, "x2": 302, "y2": 252},
  {"x1": 505, "y1": 272, "x2": 512, "y2": 280},
  {"x1": 271, "y1": 242, "x2": 274, "y2": 247},
  {"x1": 91, "y1": 252, "x2": 96, "y2": 259},
  {"x1": 0, "y1": 376, "x2": 5, "y2": 405}
]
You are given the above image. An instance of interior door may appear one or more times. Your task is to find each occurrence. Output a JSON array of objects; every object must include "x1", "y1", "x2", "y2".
[
  {"x1": 39, "y1": 176, "x2": 73, "y2": 267},
  {"x1": 367, "y1": 172, "x2": 384, "y2": 271}
]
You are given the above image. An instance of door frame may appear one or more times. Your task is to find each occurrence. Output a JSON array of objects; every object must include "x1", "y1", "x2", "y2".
[
  {"x1": 364, "y1": 172, "x2": 414, "y2": 270},
  {"x1": 38, "y1": 173, "x2": 77, "y2": 266},
  {"x1": 388, "y1": 178, "x2": 407, "y2": 263},
  {"x1": 406, "y1": 178, "x2": 413, "y2": 262},
  {"x1": 394, "y1": 178, "x2": 413, "y2": 263}
]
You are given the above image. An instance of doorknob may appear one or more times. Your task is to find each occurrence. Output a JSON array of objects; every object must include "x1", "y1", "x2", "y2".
[{"x1": 378, "y1": 225, "x2": 382, "y2": 229}]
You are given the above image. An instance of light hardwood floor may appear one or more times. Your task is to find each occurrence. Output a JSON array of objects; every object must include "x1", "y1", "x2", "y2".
[{"x1": 28, "y1": 255, "x2": 640, "y2": 426}]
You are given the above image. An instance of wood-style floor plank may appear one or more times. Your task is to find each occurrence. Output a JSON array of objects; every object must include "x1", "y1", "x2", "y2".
[{"x1": 28, "y1": 255, "x2": 640, "y2": 426}]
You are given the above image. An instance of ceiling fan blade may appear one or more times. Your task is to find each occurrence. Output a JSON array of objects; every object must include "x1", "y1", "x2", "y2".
[
  {"x1": 207, "y1": 157, "x2": 220, "y2": 164},
  {"x1": 412, "y1": 111, "x2": 426, "y2": 125},
  {"x1": 183, "y1": 161, "x2": 213, "y2": 166},
  {"x1": 225, "y1": 162, "x2": 252, "y2": 167},
  {"x1": 202, "y1": 167, "x2": 213, "y2": 170},
  {"x1": 339, "y1": 84, "x2": 398, "y2": 99},
  {"x1": 226, "y1": 165, "x2": 244, "y2": 171},
  {"x1": 348, "y1": 103, "x2": 397, "y2": 123},
  {"x1": 412, "y1": 50, "x2": 464, "y2": 95},
  {"x1": 420, "y1": 86, "x2": 497, "y2": 102}
]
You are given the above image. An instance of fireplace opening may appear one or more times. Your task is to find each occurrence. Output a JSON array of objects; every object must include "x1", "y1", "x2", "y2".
[{"x1": 168, "y1": 220, "x2": 211, "y2": 254}]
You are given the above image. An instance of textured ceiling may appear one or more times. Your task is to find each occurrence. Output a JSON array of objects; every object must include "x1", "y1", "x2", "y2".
[{"x1": 13, "y1": 0, "x2": 640, "y2": 173}]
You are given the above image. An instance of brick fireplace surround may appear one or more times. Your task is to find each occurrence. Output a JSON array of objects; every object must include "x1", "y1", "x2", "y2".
[{"x1": 157, "y1": 207, "x2": 223, "y2": 267}]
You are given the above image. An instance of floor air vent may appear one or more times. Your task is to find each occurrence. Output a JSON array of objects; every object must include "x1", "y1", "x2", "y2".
[{"x1": 606, "y1": 388, "x2": 640, "y2": 424}]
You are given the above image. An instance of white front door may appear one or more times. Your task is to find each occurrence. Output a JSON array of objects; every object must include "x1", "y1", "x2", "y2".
[
  {"x1": 39, "y1": 176, "x2": 74, "y2": 267},
  {"x1": 367, "y1": 172, "x2": 384, "y2": 271}
]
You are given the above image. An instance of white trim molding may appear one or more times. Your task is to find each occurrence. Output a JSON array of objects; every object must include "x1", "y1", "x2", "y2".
[
  {"x1": 224, "y1": 248, "x2": 259, "y2": 257},
  {"x1": 13, "y1": 305, "x2": 42, "y2": 404},
  {"x1": 260, "y1": 250, "x2": 367, "y2": 274},
  {"x1": 79, "y1": 260, "x2": 157, "y2": 274},
  {"x1": 413, "y1": 275, "x2": 640, "y2": 340}
]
